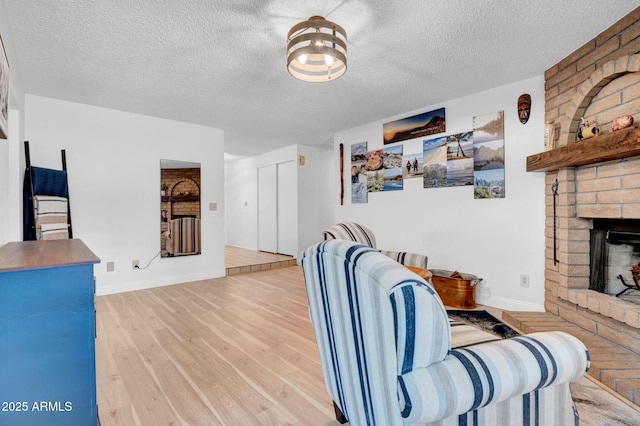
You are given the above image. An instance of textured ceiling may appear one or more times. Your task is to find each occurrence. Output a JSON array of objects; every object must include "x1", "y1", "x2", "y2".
[{"x1": 3, "y1": 0, "x2": 639, "y2": 159}]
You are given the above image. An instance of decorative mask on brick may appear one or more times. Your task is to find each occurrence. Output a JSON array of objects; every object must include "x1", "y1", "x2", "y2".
[{"x1": 517, "y1": 94, "x2": 531, "y2": 124}]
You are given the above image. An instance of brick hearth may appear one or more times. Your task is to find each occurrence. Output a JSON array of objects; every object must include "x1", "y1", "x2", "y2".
[{"x1": 502, "y1": 310, "x2": 640, "y2": 406}]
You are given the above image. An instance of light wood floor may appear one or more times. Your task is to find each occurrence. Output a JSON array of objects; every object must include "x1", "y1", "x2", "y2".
[
  {"x1": 225, "y1": 246, "x2": 296, "y2": 276},
  {"x1": 96, "y1": 247, "x2": 503, "y2": 426},
  {"x1": 96, "y1": 266, "x2": 339, "y2": 425},
  {"x1": 95, "y1": 261, "x2": 635, "y2": 425}
]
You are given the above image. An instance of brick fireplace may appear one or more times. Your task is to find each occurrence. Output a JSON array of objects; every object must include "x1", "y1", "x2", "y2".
[{"x1": 532, "y1": 7, "x2": 640, "y2": 355}]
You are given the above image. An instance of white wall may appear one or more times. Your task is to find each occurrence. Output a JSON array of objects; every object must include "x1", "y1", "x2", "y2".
[
  {"x1": 0, "y1": 2, "x2": 27, "y2": 246},
  {"x1": 298, "y1": 144, "x2": 333, "y2": 254},
  {"x1": 225, "y1": 155, "x2": 259, "y2": 250},
  {"x1": 24, "y1": 95, "x2": 226, "y2": 295},
  {"x1": 225, "y1": 144, "x2": 333, "y2": 257},
  {"x1": 0, "y1": 108, "x2": 22, "y2": 245},
  {"x1": 5, "y1": 108, "x2": 22, "y2": 242},
  {"x1": 333, "y1": 76, "x2": 547, "y2": 311}
]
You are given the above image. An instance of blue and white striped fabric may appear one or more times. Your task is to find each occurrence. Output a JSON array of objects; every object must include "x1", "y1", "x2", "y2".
[
  {"x1": 37, "y1": 222, "x2": 69, "y2": 240},
  {"x1": 322, "y1": 222, "x2": 378, "y2": 248},
  {"x1": 302, "y1": 240, "x2": 590, "y2": 426},
  {"x1": 400, "y1": 331, "x2": 590, "y2": 424},
  {"x1": 33, "y1": 195, "x2": 68, "y2": 226},
  {"x1": 381, "y1": 250, "x2": 429, "y2": 270},
  {"x1": 322, "y1": 222, "x2": 429, "y2": 269},
  {"x1": 390, "y1": 281, "x2": 450, "y2": 375},
  {"x1": 33, "y1": 195, "x2": 69, "y2": 240}
]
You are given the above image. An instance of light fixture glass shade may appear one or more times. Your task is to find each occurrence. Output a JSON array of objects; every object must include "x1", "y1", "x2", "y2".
[{"x1": 287, "y1": 16, "x2": 347, "y2": 83}]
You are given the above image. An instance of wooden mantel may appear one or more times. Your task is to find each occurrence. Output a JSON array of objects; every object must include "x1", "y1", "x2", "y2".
[{"x1": 526, "y1": 124, "x2": 640, "y2": 172}]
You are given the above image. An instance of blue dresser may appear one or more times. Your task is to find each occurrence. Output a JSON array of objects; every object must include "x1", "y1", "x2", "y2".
[{"x1": 0, "y1": 239, "x2": 100, "y2": 426}]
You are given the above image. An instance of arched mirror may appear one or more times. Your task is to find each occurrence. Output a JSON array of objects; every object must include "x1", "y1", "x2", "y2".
[{"x1": 160, "y1": 159, "x2": 201, "y2": 257}]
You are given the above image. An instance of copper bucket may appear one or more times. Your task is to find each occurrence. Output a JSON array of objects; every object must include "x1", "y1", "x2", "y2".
[{"x1": 429, "y1": 269, "x2": 482, "y2": 309}]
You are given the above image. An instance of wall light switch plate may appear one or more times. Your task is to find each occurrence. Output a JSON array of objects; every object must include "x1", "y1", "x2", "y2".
[
  {"x1": 209, "y1": 202, "x2": 217, "y2": 211},
  {"x1": 107, "y1": 261, "x2": 115, "y2": 272}
]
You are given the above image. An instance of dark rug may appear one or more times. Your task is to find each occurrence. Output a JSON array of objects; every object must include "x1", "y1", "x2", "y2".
[{"x1": 447, "y1": 309, "x2": 519, "y2": 339}]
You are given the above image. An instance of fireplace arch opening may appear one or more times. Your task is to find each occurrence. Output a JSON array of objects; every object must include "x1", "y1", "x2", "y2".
[{"x1": 557, "y1": 54, "x2": 640, "y2": 148}]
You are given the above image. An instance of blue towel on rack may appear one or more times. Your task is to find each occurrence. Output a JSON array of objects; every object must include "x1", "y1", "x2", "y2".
[{"x1": 31, "y1": 166, "x2": 68, "y2": 197}]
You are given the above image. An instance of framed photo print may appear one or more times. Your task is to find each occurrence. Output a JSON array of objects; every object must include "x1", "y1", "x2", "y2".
[{"x1": 0, "y1": 33, "x2": 9, "y2": 140}]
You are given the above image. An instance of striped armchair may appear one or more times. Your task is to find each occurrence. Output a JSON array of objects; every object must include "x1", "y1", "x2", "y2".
[
  {"x1": 301, "y1": 240, "x2": 590, "y2": 426},
  {"x1": 322, "y1": 222, "x2": 428, "y2": 269}
]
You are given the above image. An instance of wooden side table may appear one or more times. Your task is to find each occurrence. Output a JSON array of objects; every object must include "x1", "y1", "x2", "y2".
[{"x1": 405, "y1": 265, "x2": 433, "y2": 281}]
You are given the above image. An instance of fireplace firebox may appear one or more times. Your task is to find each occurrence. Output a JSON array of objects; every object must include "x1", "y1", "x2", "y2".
[{"x1": 590, "y1": 219, "x2": 640, "y2": 300}]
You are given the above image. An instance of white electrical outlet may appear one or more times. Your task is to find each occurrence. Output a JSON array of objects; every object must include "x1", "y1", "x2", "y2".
[
  {"x1": 106, "y1": 261, "x2": 115, "y2": 272},
  {"x1": 132, "y1": 260, "x2": 140, "y2": 270},
  {"x1": 520, "y1": 274, "x2": 530, "y2": 287}
]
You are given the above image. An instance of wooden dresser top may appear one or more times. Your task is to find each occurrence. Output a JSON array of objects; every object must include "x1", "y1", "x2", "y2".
[{"x1": 0, "y1": 239, "x2": 100, "y2": 273}]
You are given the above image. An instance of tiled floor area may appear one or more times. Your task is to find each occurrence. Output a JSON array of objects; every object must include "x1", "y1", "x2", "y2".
[
  {"x1": 503, "y1": 310, "x2": 640, "y2": 408},
  {"x1": 225, "y1": 246, "x2": 296, "y2": 276}
]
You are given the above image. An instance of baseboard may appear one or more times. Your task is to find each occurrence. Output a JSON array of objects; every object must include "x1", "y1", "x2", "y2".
[
  {"x1": 226, "y1": 243, "x2": 258, "y2": 251},
  {"x1": 96, "y1": 269, "x2": 226, "y2": 296},
  {"x1": 476, "y1": 293, "x2": 544, "y2": 312}
]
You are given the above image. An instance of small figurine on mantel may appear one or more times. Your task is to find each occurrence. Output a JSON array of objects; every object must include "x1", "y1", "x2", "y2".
[
  {"x1": 612, "y1": 114, "x2": 634, "y2": 132},
  {"x1": 577, "y1": 117, "x2": 599, "y2": 140}
]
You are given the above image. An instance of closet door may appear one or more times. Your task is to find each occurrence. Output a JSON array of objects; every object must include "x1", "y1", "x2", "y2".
[
  {"x1": 276, "y1": 161, "x2": 296, "y2": 256},
  {"x1": 257, "y1": 165, "x2": 277, "y2": 253}
]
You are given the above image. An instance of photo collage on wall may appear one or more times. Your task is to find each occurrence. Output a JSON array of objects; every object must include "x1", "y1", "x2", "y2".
[
  {"x1": 473, "y1": 111, "x2": 505, "y2": 199},
  {"x1": 351, "y1": 143, "x2": 405, "y2": 203},
  {"x1": 422, "y1": 137, "x2": 447, "y2": 188},
  {"x1": 348, "y1": 107, "x2": 505, "y2": 203},
  {"x1": 422, "y1": 131, "x2": 474, "y2": 188},
  {"x1": 402, "y1": 152, "x2": 422, "y2": 180},
  {"x1": 383, "y1": 107, "x2": 446, "y2": 145},
  {"x1": 381, "y1": 145, "x2": 403, "y2": 192},
  {"x1": 365, "y1": 148, "x2": 384, "y2": 192},
  {"x1": 350, "y1": 142, "x2": 368, "y2": 204}
]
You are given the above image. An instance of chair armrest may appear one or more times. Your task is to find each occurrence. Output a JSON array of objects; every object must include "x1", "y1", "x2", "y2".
[
  {"x1": 397, "y1": 331, "x2": 589, "y2": 423},
  {"x1": 380, "y1": 250, "x2": 428, "y2": 269}
]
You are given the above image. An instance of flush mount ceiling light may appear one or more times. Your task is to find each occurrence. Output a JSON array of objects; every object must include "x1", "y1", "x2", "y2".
[{"x1": 287, "y1": 16, "x2": 347, "y2": 83}]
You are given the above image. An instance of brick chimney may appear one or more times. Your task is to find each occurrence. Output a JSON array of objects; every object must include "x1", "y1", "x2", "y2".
[{"x1": 540, "y1": 7, "x2": 640, "y2": 354}]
